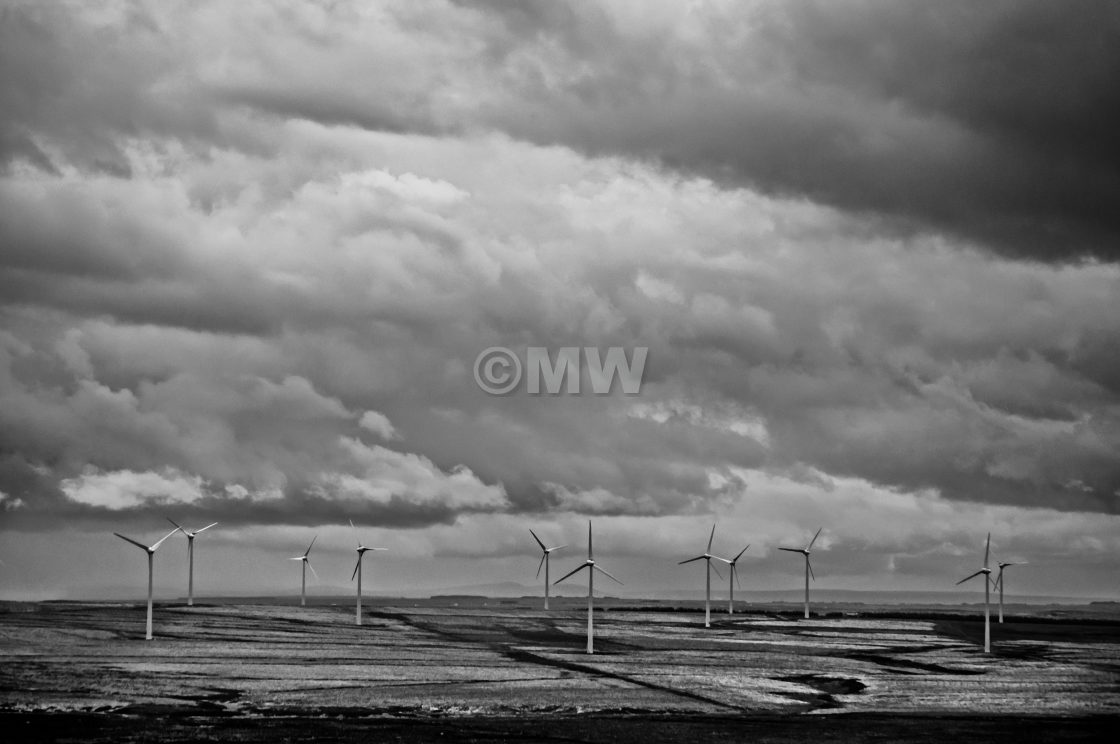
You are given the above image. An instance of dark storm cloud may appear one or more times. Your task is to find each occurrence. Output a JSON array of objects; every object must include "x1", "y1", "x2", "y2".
[
  {"x1": 0, "y1": 2, "x2": 221, "y2": 176},
  {"x1": 5, "y1": 2, "x2": 1119, "y2": 263},
  {"x1": 460, "y1": 0, "x2": 1120, "y2": 263}
]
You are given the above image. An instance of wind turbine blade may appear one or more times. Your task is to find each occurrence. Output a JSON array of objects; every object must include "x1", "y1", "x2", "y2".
[
  {"x1": 551, "y1": 544, "x2": 568, "y2": 552},
  {"x1": 707, "y1": 524, "x2": 715, "y2": 552},
  {"x1": 806, "y1": 527, "x2": 822, "y2": 552},
  {"x1": 984, "y1": 532, "x2": 990, "y2": 569},
  {"x1": 678, "y1": 556, "x2": 705, "y2": 565},
  {"x1": 777, "y1": 547, "x2": 802, "y2": 553},
  {"x1": 166, "y1": 517, "x2": 187, "y2": 535},
  {"x1": 529, "y1": 529, "x2": 547, "y2": 552},
  {"x1": 350, "y1": 519, "x2": 360, "y2": 547},
  {"x1": 806, "y1": 557, "x2": 815, "y2": 581},
  {"x1": 304, "y1": 535, "x2": 317, "y2": 557},
  {"x1": 114, "y1": 533, "x2": 149, "y2": 551},
  {"x1": 734, "y1": 545, "x2": 750, "y2": 562},
  {"x1": 195, "y1": 522, "x2": 218, "y2": 534},
  {"x1": 587, "y1": 521, "x2": 593, "y2": 560},
  {"x1": 734, "y1": 564, "x2": 742, "y2": 590},
  {"x1": 554, "y1": 563, "x2": 589, "y2": 585},
  {"x1": 536, "y1": 553, "x2": 546, "y2": 579},
  {"x1": 288, "y1": 556, "x2": 303, "y2": 561},
  {"x1": 710, "y1": 561, "x2": 724, "y2": 580},
  {"x1": 594, "y1": 564, "x2": 623, "y2": 585},
  {"x1": 306, "y1": 561, "x2": 320, "y2": 582},
  {"x1": 151, "y1": 528, "x2": 180, "y2": 551},
  {"x1": 350, "y1": 557, "x2": 361, "y2": 581},
  {"x1": 956, "y1": 569, "x2": 985, "y2": 585}
]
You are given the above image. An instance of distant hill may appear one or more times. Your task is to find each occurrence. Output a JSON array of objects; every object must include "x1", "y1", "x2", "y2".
[
  {"x1": 53, "y1": 583, "x2": 1114, "y2": 606},
  {"x1": 422, "y1": 581, "x2": 587, "y2": 598}
]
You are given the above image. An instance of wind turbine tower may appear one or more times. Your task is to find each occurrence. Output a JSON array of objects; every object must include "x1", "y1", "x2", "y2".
[
  {"x1": 289, "y1": 535, "x2": 319, "y2": 606},
  {"x1": 956, "y1": 532, "x2": 993, "y2": 652},
  {"x1": 166, "y1": 518, "x2": 218, "y2": 606},
  {"x1": 779, "y1": 528, "x2": 822, "y2": 619},
  {"x1": 722, "y1": 544, "x2": 749, "y2": 615},
  {"x1": 530, "y1": 529, "x2": 566, "y2": 610},
  {"x1": 350, "y1": 520, "x2": 387, "y2": 626},
  {"x1": 994, "y1": 559, "x2": 1025, "y2": 624},
  {"x1": 114, "y1": 528, "x2": 179, "y2": 640},
  {"x1": 678, "y1": 525, "x2": 726, "y2": 627},
  {"x1": 554, "y1": 521, "x2": 622, "y2": 654}
]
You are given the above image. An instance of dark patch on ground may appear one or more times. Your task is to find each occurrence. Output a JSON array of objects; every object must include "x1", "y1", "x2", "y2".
[
  {"x1": 773, "y1": 674, "x2": 866, "y2": 710},
  {"x1": 846, "y1": 651, "x2": 985, "y2": 676}
]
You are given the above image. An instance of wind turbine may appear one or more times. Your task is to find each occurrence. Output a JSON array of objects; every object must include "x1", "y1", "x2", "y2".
[
  {"x1": 554, "y1": 521, "x2": 622, "y2": 654},
  {"x1": 956, "y1": 532, "x2": 993, "y2": 652},
  {"x1": 778, "y1": 527, "x2": 822, "y2": 619},
  {"x1": 720, "y1": 544, "x2": 750, "y2": 615},
  {"x1": 113, "y1": 528, "x2": 179, "y2": 640},
  {"x1": 350, "y1": 520, "x2": 386, "y2": 626},
  {"x1": 166, "y1": 518, "x2": 218, "y2": 606},
  {"x1": 993, "y1": 558, "x2": 1026, "y2": 624},
  {"x1": 678, "y1": 525, "x2": 726, "y2": 627},
  {"x1": 530, "y1": 529, "x2": 566, "y2": 610},
  {"x1": 289, "y1": 535, "x2": 319, "y2": 606}
]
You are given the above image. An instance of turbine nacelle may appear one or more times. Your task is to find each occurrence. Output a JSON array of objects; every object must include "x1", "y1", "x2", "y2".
[
  {"x1": 728, "y1": 545, "x2": 750, "y2": 565},
  {"x1": 167, "y1": 518, "x2": 218, "y2": 540},
  {"x1": 530, "y1": 529, "x2": 567, "y2": 581},
  {"x1": 554, "y1": 522, "x2": 623, "y2": 587},
  {"x1": 555, "y1": 558, "x2": 623, "y2": 585},
  {"x1": 349, "y1": 521, "x2": 387, "y2": 581},
  {"x1": 290, "y1": 535, "x2": 319, "y2": 580},
  {"x1": 115, "y1": 528, "x2": 179, "y2": 554},
  {"x1": 530, "y1": 528, "x2": 566, "y2": 555},
  {"x1": 956, "y1": 532, "x2": 994, "y2": 586},
  {"x1": 779, "y1": 527, "x2": 822, "y2": 557},
  {"x1": 718, "y1": 545, "x2": 750, "y2": 591}
]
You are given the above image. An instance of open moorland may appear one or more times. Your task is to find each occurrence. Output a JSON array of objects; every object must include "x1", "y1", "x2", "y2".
[{"x1": 1, "y1": 598, "x2": 1118, "y2": 742}]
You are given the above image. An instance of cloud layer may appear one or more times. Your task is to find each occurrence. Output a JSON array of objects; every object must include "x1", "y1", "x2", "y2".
[{"x1": 1, "y1": 0, "x2": 1118, "y2": 597}]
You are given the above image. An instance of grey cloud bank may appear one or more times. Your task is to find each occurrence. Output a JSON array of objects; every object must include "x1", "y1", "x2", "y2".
[{"x1": 0, "y1": 0, "x2": 1118, "y2": 599}]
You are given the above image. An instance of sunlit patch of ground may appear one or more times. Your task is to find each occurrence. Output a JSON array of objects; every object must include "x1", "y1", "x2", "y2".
[{"x1": 1, "y1": 600, "x2": 1117, "y2": 741}]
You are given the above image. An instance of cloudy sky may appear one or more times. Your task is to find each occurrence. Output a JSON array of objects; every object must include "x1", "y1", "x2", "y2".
[{"x1": 1, "y1": 0, "x2": 1118, "y2": 601}]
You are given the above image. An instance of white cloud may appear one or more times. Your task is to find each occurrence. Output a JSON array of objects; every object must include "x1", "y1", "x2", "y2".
[
  {"x1": 541, "y1": 482, "x2": 658, "y2": 515},
  {"x1": 0, "y1": 489, "x2": 24, "y2": 511},
  {"x1": 635, "y1": 272, "x2": 685, "y2": 304},
  {"x1": 358, "y1": 410, "x2": 399, "y2": 441},
  {"x1": 316, "y1": 437, "x2": 508, "y2": 510},
  {"x1": 60, "y1": 467, "x2": 207, "y2": 510},
  {"x1": 628, "y1": 399, "x2": 771, "y2": 446}
]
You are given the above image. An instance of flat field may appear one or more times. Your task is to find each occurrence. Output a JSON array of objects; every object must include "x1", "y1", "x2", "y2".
[{"x1": 1, "y1": 598, "x2": 1117, "y2": 742}]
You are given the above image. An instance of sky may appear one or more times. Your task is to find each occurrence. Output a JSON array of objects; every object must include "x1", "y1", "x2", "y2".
[{"x1": 1, "y1": 0, "x2": 1118, "y2": 602}]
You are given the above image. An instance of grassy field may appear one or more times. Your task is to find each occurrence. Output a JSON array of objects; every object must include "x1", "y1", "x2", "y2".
[{"x1": 1, "y1": 598, "x2": 1117, "y2": 741}]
